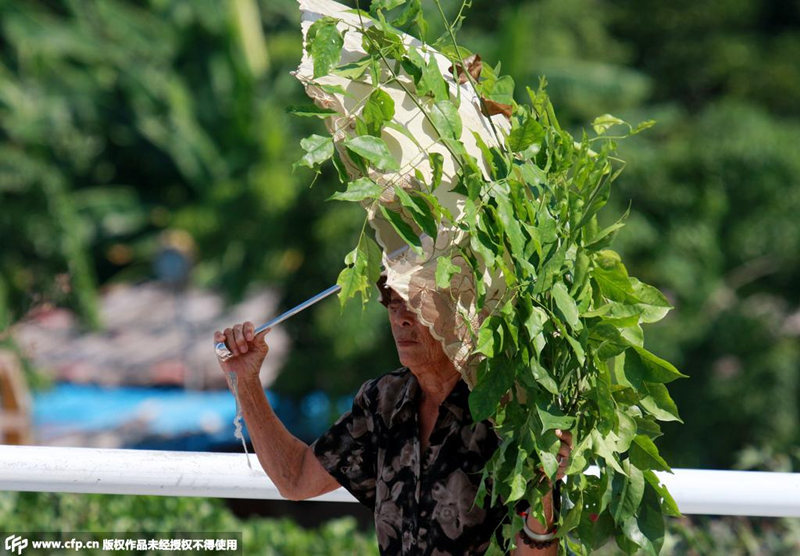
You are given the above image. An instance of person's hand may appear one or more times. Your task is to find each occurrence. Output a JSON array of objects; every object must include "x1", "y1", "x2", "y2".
[
  {"x1": 213, "y1": 321, "x2": 270, "y2": 380},
  {"x1": 522, "y1": 429, "x2": 573, "y2": 537},
  {"x1": 555, "y1": 429, "x2": 573, "y2": 482}
]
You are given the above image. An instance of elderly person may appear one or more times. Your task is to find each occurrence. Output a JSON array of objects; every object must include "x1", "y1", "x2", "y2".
[{"x1": 215, "y1": 282, "x2": 572, "y2": 555}]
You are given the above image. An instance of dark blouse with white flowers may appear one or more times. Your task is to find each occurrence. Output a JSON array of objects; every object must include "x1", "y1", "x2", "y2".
[{"x1": 312, "y1": 367, "x2": 506, "y2": 555}]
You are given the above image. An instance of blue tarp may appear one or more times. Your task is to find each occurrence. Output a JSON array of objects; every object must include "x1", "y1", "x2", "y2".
[{"x1": 32, "y1": 383, "x2": 352, "y2": 450}]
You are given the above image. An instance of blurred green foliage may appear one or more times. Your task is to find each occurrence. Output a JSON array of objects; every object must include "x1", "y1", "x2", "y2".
[
  {"x1": 1, "y1": 491, "x2": 797, "y2": 555},
  {"x1": 0, "y1": 491, "x2": 380, "y2": 555},
  {"x1": 1, "y1": 0, "x2": 798, "y2": 481}
]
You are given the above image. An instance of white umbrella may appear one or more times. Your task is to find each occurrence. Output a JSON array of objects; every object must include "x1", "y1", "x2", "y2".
[{"x1": 293, "y1": 0, "x2": 511, "y2": 384}]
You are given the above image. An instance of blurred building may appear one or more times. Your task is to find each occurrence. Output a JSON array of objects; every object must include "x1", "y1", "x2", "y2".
[
  {"x1": 10, "y1": 282, "x2": 289, "y2": 448},
  {"x1": 13, "y1": 282, "x2": 288, "y2": 389}
]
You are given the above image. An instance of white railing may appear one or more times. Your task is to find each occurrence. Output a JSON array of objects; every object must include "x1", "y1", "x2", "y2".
[{"x1": 2, "y1": 445, "x2": 799, "y2": 517}]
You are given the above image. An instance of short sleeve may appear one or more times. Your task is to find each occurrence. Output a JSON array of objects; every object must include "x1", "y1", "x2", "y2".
[{"x1": 311, "y1": 381, "x2": 378, "y2": 509}]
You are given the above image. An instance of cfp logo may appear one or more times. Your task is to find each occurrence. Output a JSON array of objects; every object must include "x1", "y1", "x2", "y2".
[{"x1": 4, "y1": 535, "x2": 28, "y2": 555}]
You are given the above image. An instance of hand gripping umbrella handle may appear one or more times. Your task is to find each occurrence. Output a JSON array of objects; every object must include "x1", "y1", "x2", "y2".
[
  {"x1": 214, "y1": 245, "x2": 409, "y2": 361},
  {"x1": 214, "y1": 284, "x2": 341, "y2": 361}
]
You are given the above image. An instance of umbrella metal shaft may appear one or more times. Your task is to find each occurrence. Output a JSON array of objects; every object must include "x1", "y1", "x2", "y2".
[
  {"x1": 213, "y1": 245, "x2": 409, "y2": 361},
  {"x1": 214, "y1": 285, "x2": 340, "y2": 361}
]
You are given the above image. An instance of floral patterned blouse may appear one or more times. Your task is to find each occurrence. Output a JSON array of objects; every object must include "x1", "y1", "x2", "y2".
[{"x1": 312, "y1": 368, "x2": 507, "y2": 555}]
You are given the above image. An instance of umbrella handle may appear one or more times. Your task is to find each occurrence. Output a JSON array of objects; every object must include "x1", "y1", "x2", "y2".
[
  {"x1": 213, "y1": 244, "x2": 409, "y2": 361},
  {"x1": 214, "y1": 285, "x2": 341, "y2": 361}
]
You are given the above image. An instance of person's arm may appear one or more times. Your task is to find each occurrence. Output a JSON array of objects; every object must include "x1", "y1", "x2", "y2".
[
  {"x1": 214, "y1": 322, "x2": 341, "y2": 501},
  {"x1": 512, "y1": 430, "x2": 573, "y2": 555},
  {"x1": 513, "y1": 489, "x2": 558, "y2": 555}
]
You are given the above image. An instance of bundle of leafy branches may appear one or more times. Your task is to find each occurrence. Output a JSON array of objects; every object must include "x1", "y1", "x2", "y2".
[{"x1": 294, "y1": 0, "x2": 684, "y2": 553}]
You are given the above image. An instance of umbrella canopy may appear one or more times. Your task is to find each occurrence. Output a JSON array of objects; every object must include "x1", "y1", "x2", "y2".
[{"x1": 294, "y1": 0, "x2": 510, "y2": 384}]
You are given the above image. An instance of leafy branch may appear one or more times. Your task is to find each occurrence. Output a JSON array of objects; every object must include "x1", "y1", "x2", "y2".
[{"x1": 295, "y1": 2, "x2": 683, "y2": 554}]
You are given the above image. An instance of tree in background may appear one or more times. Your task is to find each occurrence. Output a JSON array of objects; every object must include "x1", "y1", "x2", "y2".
[
  {"x1": 2, "y1": 0, "x2": 798, "y2": 477},
  {"x1": 0, "y1": 0, "x2": 401, "y2": 401}
]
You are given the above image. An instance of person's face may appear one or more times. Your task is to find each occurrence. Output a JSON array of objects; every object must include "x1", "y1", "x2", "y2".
[{"x1": 386, "y1": 290, "x2": 450, "y2": 372}]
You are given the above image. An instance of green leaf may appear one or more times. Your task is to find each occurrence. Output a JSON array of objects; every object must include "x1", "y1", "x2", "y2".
[
  {"x1": 610, "y1": 460, "x2": 645, "y2": 525},
  {"x1": 507, "y1": 114, "x2": 544, "y2": 152},
  {"x1": 565, "y1": 434, "x2": 592, "y2": 474},
  {"x1": 535, "y1": 400, "x2": 576, "y2": 433},
  {"x1": 508, "y1": 473, "x2": 527, "y2": 503},
  {"x1": 620, "y1": 323, "x2": 643, "y2": 347},
  {"x1": 297, "y1": 134, "x2": 334, "y2": 169},
  {"x1": 640, "y1": 382, "x2": 682, "y2": 422},
  {"x1": 329, "y1": 177, "x2": 383, "y2": 202},
  {"x1": 482, "y1": 73, "x2": 515, "y2": 105},
  {"x1": 469, "y1": 357, "x2": 514, "y2": 422},
  {"x1": 551, "y1": 281, "x2": 581, "y2": 330},
  {"x1": 333, "y1": 57, "x2": 371, "y2": 80},
  {"x1": 592, "y1": 370, "x2": 617, "y2": 434},
  {"x1": 393, "y1": 187, "x2": 438, "y2": 240},
  {"x1": 592, "y1": 114, "x2": 625, "y2": 135},
  {"x1": 584, "y1": 209, "x2": 628, "y2": 251},
  {"x1": 401, "y1": 50, "x2": 424, "y2": 83},
  {"x1": 529, "y1": 359, "x2": 559, "y2": 395},
  {"x1": 475, "y1": 316, "x2": 503, "y2": 358},
  {"x1": 319, "y1": 83, "x2": 350, "y2": 96},
  {"x1": 406, "y1": 48, "x2": 449, "y2": 101},
  {"x1": 583, "y1": 302, "x2": 642, "y2": 328},
  {"x1": 533, "y1": 243, "x2": 566, "y2": 295},
  {"x1": 306, "y1": 17, "x2": 344, "y2": 78},
  {"x1": 344, "y1": 136, "x2": 399, "y2": 171},
  {"x1": 523, "y1": 304, "x2": 548, "y2": 340},
  {"x1": 337, "y1": 246, "x2": 368, "y2": 307},
  {"x1": 362, "y1": 88, "x2": 395, "y2": 136},
  {"x1": 630, "y1": 435, "x2": 672, "y2": 472},
  {"x1": 287, "y1": 104, "x2": 339, "y2": 118},
  {"x1": 561, "y1": 488, "x2": 584, "y2": 532},
  {"x1": 592, "y1": 250, "x2": 641, "y2": 304},
  {"x1": 565, "y1": 331, "x2": 586, "y2": 365},
  {"x1": 617, "y1": 483, "x2": 665, "y2": 555},
  {"x1": 337, "y1": 234, "x2": 383, "y2": 307},
  {"x1": 590, "y1": 429, "x2": 625, "y2": 474},
  {"x1": 364, "y1": 235, "x2": 383, "y2": 283},
  {"x1": 428, "y1": 152, "x2": 444, "y2": 190},
  {"x1": 635, "y1": 417, "x2": 663, "y2": 440},
  {"x1": 643, "y1": 470, "x2": 681, "y2": 517},
  {"x1": 331, "y1": 150, "x2": 350, "y2": 183},
  {"x1": 535, "y1": 429, "x2": 561, "y2": 478},
  {"x1": 589, "y1": 322, "x2": 629, "y2": 359},
  {"x1": 378, "y1": 205, "x2": 422, "y2": 252},
  {"x1": 578, "y1": 506, "x2": 615, "y2": 550},
  {"x1": 615, "y1": 411, "x2": 637, "y2": 453},
  {"x1": 625, "y1": 346, "x2": 687, "y2": 386},
  {"x1": 429, "y1": 100, "x2": 462, "y2": 140},
  {"x1": 636, "y1": 483, "x2": 667, "y2": 555},
  {"x1": 398, "y1": 0, "x2": 426, "y2": 35},
  {"x1": 472, "y1": 132, "x2": 508, "y2": 180},
  {"x1": 362, "y1": 25, "x2": 406, "y2": 59},
  {"x1": 435, "y1": 256, "x2": 460, "y2": 289},
  {"x1": 507, "y1": 443, "x2": 531, "y2": 502},
  {"x1": 384, "y1": 121, "x2": 425, "y2": 152},
  {"x1": 630, "y1": 278, "x2": 672, "y2": 324},
  {"x1": 370, "y1": 0, "x2": 405, "y2": 10},
  {"x1": 495, "y1": 194, "x2": 526, "y2": 259}
]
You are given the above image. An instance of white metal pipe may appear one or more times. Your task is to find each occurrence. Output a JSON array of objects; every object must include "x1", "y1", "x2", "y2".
[
  {"x1": 2, "y1": 446, "x2": 800, "y2": 517},
  {"x1": 656, "y1": 467, "x2": 800, "y2": 518},
  {"x1": 0, "y1": 445, "x2": 355, "y2": 503}
]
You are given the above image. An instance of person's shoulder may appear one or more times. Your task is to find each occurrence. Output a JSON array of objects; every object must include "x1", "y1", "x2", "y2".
[{"x1": 354, "y1": 367, "x2": 412, "y2": 406}]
